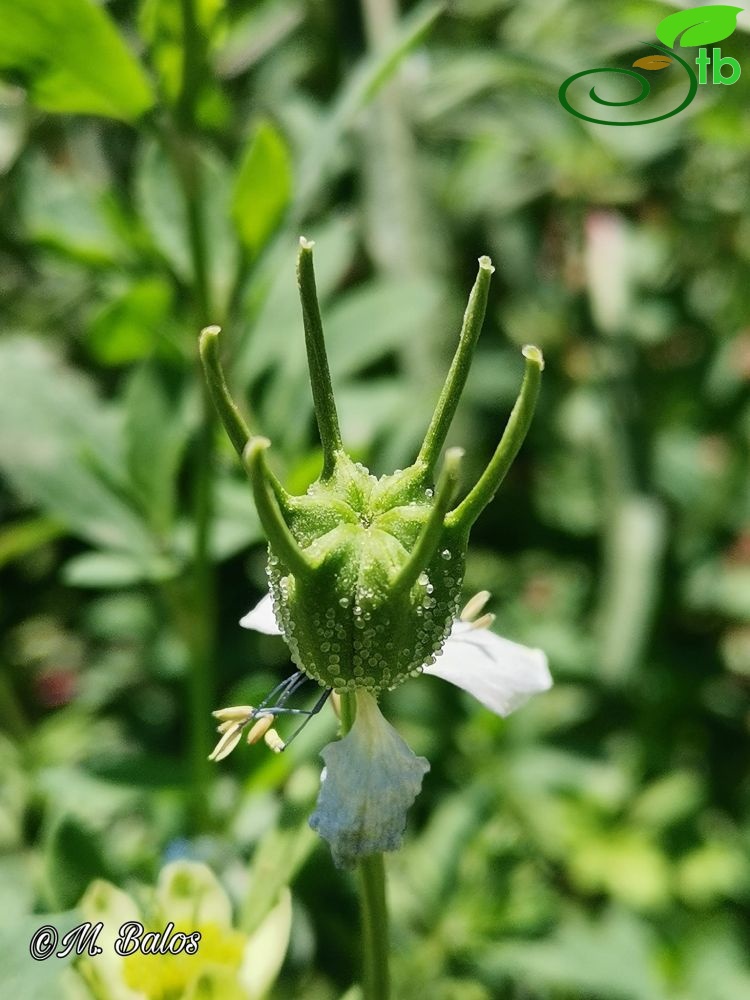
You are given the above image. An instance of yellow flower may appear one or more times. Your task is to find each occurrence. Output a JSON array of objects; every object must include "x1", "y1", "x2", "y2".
[{"x1": 67, "y1": 861, "x2": 291, "y2": 1000}]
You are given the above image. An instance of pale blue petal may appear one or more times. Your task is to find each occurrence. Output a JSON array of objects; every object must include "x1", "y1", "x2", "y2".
[{"x1": 309, "y1": 690, "x2": 429, "y2": 868}]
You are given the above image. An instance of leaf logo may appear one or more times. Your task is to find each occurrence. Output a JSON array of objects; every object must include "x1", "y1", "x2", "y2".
[
  {"x1": 632, "y1": 55, "x2": 673, "y2": 70},
  {"x1": 656, "y1": 4, "x2": 743, "y2": 48},
  {"x1": 558, "y1": 44, "x2": 698, "y2": 126}
]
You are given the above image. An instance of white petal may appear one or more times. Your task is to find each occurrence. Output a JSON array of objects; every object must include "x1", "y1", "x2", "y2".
[
  {"x1": 239, "y1": 592, "x2": 282, "y2": 634},
  {"x1": 309, "y1": 690, "x2": 429, "y2": 868},
  {"x1": 422, "y1": 621, "x2": 552, "y2": 717}
]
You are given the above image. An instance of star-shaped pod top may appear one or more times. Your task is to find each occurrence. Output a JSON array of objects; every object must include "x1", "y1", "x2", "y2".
[{"x1": 200, "y1": 238, "x2": 543, "y2": 695}]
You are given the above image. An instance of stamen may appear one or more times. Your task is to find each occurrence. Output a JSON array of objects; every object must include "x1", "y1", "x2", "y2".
[
  {"x1": 470, "y1": 612, "x2": 495, "y2": 631},
  {"x1": 330, "y1": 691, "x2": 342, "y2": 719},
  {"x1": 264, "y1": 728, "x2": 285, "y2": 753},
  {"x1": 460, "y1": 590, "x2": 491, "y2": 622},
  {"x1": 246, "y1": 715, "x2": 274, "y2": 745},
  {"x1": 210, "y1": 673, "x2": 332, "y2": 762},
  {"x1": 208, "y1": 723, "x2": 243, "y2": 761},
  {"x1": 270, "y1": 687, "x2": 333, "y2": 749},
  {"x1": 253, "y1": 670, "x2": 306, "y2": 714},
  {"x1": 212, "y1": 705, "x2": 254, "y2": 721}
]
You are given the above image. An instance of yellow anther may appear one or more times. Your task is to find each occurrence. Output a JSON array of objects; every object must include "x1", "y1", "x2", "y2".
[
  {"x1": 246, "y1": 714, "x2": 274, "y2": 745},
  {"x1": 460, "y1": 590, "x2": 491, "y2": 622},
  {"x1": 330, "y1": 691, "x2": 342, "y2": 719},
  {"x1": 470, "y1": 612, "x2": 495, "y2": 631},
  {"x1": 264, "y1": 728, "x2": 285, "y2": 753},
  {"x1": 212, "y1": 705, "x2": 254, "y2": 721},
  {"x1": 208, "y1": 723, "x2": 243, "y2": 762}
]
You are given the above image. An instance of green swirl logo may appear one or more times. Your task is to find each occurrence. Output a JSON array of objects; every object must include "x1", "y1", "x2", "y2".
[
  {"x1": 559, "y1": 44, "x2": 697, "y2": 126},
  {"x1": 558, "y1": 5, "x2": 744, "y2": 126}
]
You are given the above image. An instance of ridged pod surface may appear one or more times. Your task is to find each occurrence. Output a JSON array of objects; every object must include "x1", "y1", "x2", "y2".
[{"x1": 266, "y1": 455, "x2": 467, "y2": 692}]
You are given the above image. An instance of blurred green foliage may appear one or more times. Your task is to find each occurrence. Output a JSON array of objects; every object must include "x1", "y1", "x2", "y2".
[{"x1": 1, "y1": 0, "x2": 749, "y2": 997}]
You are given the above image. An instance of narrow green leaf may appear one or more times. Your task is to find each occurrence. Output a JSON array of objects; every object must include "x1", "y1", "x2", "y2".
[
  {"x1": 135, "y1": 138, "x2": 192, "y2": 280},
  {"x1": 0, "y1": 0, "x2": 154, "y2": 121},
  {"x1": 656, "y1": 5, "x2": 743, "y2": 48},
  {"x1": 232, "y1": 120, "x2": 292, "y2": 256}
]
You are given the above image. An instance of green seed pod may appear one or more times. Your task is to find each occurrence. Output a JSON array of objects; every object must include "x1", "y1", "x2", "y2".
[
  {"x1": 264, "y1": 451, "x2": 466, "y2": 692},
  {"x1": 200, "y1": 239, "x2": 543, "y2": 696}
]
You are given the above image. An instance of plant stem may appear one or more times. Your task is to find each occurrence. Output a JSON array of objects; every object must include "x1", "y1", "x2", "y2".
[
  {"x1": 188, "y1": 383, "x2": 216, "y2": 829},
  {"x1": 358, "y1": 853, "x2": 390, "y2": 1000},
  {"x1": 339, "y1": 691, "x2": 391, "y2": 1000},
  {"x1": 177, "y1": 0, "x2": 206, "y2": 132},
  {"x1": 169, "y1": 0, "x2": 216, "y2": 829}
]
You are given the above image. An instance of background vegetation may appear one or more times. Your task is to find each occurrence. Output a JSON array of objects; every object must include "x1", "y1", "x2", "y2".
[{"x1": 1, "y1": 1, "x2": 749, "y2": 997}]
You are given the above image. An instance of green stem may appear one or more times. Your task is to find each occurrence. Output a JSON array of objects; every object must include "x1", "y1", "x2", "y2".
[
  {"x1": 177, "y1": 0, "x2": 206, "y2": 131},
  {"x1": 189, "y1": 383, "x2": 215, "y2": 829},
  {"x1": 165, "y1": 0, "x2": 215, "y2": 830},
  {"x1": 339, "y1": 692, "x2": 391, "y2": 1000},
  {"x1": 358, "y1": 853, "x2": 390, "y2": 1000}
]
